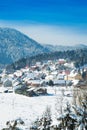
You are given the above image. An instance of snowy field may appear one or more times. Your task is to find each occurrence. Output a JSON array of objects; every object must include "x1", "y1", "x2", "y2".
[{"x1": 0, "y1": 86, "x2": 73, "y2": 129}]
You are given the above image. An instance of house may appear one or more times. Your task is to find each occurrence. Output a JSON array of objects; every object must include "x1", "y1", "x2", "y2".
[
  {"x1": 25, "y1": 79, "x2": 41, "y2": 87},
  {"x1": 57, "y1": 74, "x2": 65, "y2": 80},
  {"x1": 26, "y1": 87, "x2": 47, "y2": 97},
  {"x1": 31, "y1": 80, "x2": 41, "y2": 87},
  {"x1": 35, "y1": 72, "x2": 46, "y2": 79},
  {"x1": 64, "y1": 62, "x2": 74, "y2": 68},
  {"x1": 51, "y1": 71, "x2": 58, "y2": 76},
  {"x1": 14, "y1": 70, "x2": 22, "y2": 78},
  {"x1": 30, "y1": 65, "x2": 39, "y2": 71},
  {"x1": 47, "y1": 60, "x2": 53, "y2": 65},
  {"x1": 65, "y1": 70, "x2": 82, "y2": 81},
  {"x1": 62, "y1": 70, "x2": 70, "y2": 75},
  {"x1": 45, "y1": 75, "x2": 54, "y2": 81},
  {"x1": 54, "y1": 79, "x2": 66, "y2": 86},
  {"x1": 36, "y1": 62, "x2": 41, "y2": 66},
  {"x1": 34, "y1": 87, "x2": 47, "y2": 95},
  {"x1": 58, "y1": 59, "x2": 66, "y2": 65},
  {"x1": 13, "y1": 80, "x2": 22, "y2": 87}
]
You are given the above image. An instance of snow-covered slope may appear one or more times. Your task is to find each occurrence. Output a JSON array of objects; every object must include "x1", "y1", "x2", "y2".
[
  {"x1": 0, "y1": 87, "x2": 73, "y2": 129},
  {"x1": 0, "y1": 27, "x2": 49, "y2": 64}
]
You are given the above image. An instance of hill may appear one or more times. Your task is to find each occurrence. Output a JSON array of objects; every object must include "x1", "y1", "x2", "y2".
[
  {"x1": 0, "y1": 27, "x2": 49, "y2": 64},
  {"x1": 42, "y1": 44, "x2": 87, "y2": 52},
  {"x1": 6, "y1": 48, "x2": 87, "y2": 72}
]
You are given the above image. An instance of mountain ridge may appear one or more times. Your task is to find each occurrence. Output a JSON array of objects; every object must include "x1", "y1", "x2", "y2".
[
  {"x1": 0, "y1": 27, "x2": 87, "y2": 66},
  {"x1": 42, "y1": 44, "x2": 87, "y2": 52},
  {"x1": 0, "y1": 27, "x2": 49, "y2": 64}
]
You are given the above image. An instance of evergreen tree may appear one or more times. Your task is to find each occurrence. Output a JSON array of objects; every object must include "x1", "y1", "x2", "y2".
[
  {"x1": 73, "y1": 100, "x2": 87, "y2": 130},
  {"x1": 30, "y1": 106, "x2": 52, "y2": 130},
  {"x1": 57, "y1": 102, "x2": 77, "y2": 130}
]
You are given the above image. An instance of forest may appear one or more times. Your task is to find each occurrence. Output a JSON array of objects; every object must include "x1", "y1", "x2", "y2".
[{"x1": 6, "y1": 48, "x2": 87, "y2": 71}]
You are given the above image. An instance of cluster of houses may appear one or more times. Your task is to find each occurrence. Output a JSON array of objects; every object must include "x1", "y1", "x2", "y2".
[{"x1": 0, "y1": 59, "x2": 87, "y2": 96}]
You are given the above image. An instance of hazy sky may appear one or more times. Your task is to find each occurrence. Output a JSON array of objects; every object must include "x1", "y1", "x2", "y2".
[{"x1": 0, "y1": 0, "x2": 87, "y2": 45}]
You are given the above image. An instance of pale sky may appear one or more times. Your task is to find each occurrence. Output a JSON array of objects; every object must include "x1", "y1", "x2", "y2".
[
  {"x1": 0, "y1": 21, "x2": 87, "y2": 46},
  {"x1": 0, "y1": 0, "x2": 87, "y2": 45},
  {"x1": 17, "y1": 24, "x2": 87, "y2": 45}
]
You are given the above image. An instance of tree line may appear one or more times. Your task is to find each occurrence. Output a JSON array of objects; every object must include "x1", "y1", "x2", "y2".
[{"x1": 6, "y1": 48, "x2": 87, "y2": 72}]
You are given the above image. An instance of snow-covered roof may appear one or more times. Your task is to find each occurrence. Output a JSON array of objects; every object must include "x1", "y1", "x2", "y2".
[
  {"x1": 31, "y1": 80, "x2": 41, "y2": 84},
  {"x1": 54, "y1": 80, "x2": 65, "y2": 85},
  {"x1": 64, "y1": 62, "x2": 74, "y2": 68},
  {"x1": 59, "y1": 59, "x2": 66, "y2": 61},
  {"x1": 45, "y1": 75, "x2": 54, "y2": 80},
  {"x1": 69, "y1": 70, "x2": 78, "y2": 77},
  {"x1": 14, "y1": 71, "x2": 22, "y2": 77},
  {"x1": 51, "y1": 71, "x2": 58, "y2": 75},
  {"x1": 13, "y1": 81, "x2": 21, "y2": 87},
  {"x1": 72, "y1": 80, "x2": 79, "y2": 86},
  {"x1": 57, "y1": 74, "x2": 65, "y2": 79}
]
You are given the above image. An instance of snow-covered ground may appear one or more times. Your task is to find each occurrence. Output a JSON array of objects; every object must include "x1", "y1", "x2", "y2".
[{"x1": 0, "y1": 86, "x2": 73, "y2": 129}]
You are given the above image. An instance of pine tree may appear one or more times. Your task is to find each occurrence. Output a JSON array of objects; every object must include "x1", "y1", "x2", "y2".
[
  {"x1": 30, "y1": 106, "x2": 52, "y2": 130},
  {"x1": 57, "y1": 102, "x2": 77, "y2": 130},
  {"x1": 73, "y1": 100, "x2": 87, "y2": 130}
]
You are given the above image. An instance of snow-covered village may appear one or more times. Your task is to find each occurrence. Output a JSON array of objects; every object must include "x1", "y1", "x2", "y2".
[
  {"x1": 0, "y1": 0, "x2": 87, "y2": 129},
  {"x1": 0, "y1": 58, "x2": 87, "y2": 130}
]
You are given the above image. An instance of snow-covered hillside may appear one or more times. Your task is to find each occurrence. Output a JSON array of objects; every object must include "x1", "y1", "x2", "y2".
[{"x1": 0, "y1": 86, "x2": 73, "y2": 129}]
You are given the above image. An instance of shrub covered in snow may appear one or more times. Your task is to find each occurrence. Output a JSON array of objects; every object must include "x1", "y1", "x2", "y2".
[{"x1": 2, "y1": 118, "x2": 25, "y2": 130}]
